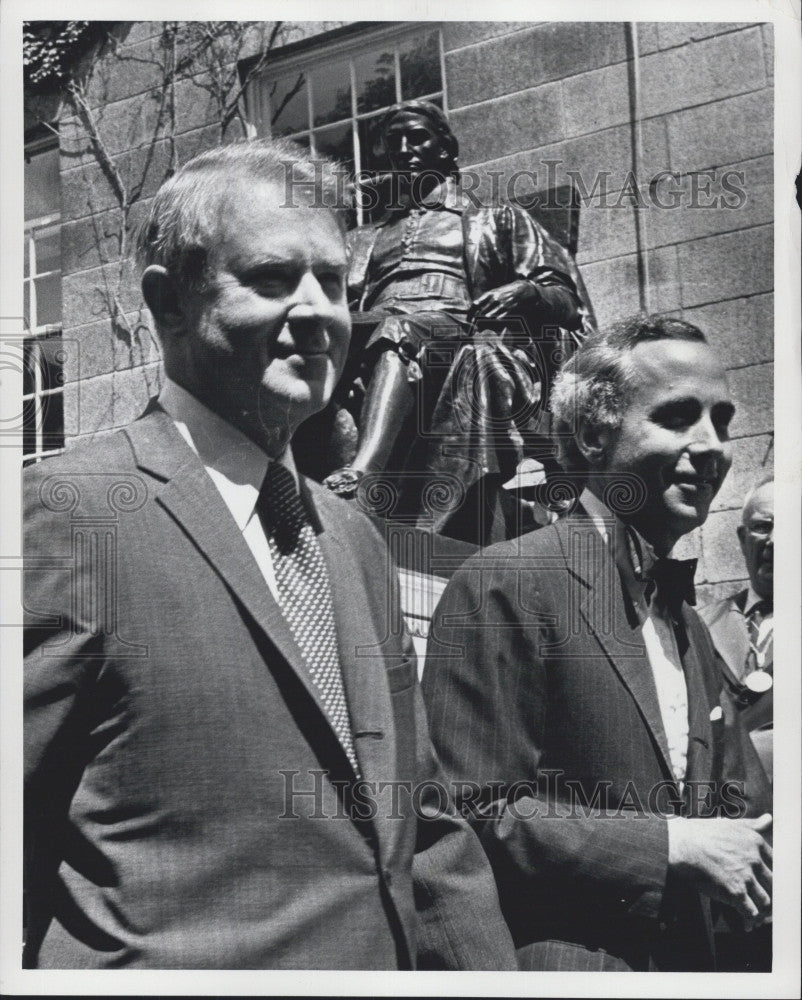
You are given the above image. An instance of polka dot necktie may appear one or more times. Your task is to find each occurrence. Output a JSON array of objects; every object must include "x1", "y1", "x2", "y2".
[{"x1": 257, "y1": 462, "x2": 360, "y2": 777}]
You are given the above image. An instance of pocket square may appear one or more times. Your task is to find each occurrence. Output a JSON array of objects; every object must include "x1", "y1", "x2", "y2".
[{"x1": 709, "y1": 705, "x2": 723, "y2": 722}]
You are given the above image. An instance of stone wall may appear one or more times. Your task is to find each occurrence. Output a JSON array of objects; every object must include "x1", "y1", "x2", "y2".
[{"x1": 48, "y1": 20, "x2": 774, "y2": 597}]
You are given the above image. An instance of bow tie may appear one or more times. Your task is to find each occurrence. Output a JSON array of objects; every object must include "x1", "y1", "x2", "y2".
[
  {"x1": 624, "y1": 525, "x2": 697, "y2": 613},
  {"x1": 644, "y1": 557, "x2": 698, "y2": 610},
  {"x1": 748, "y1": 598, "x2": 772, "y2": 620}
]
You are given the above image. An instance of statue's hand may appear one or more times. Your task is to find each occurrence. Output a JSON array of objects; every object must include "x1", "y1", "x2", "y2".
[
  {"x1": 468, "y1": 279, "x2": 541, "y2": 322},
  {"x1": 323, "y1": 467, "x2": 365, "y2": 498}
]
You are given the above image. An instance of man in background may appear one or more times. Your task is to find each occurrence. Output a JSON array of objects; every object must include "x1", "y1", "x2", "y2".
[
  {"x1": 700, "y1": 477, "x2": 774, "y2": 780},
  {"x1": 700, "y1": 476, "x2": 773, "y2": 972}
]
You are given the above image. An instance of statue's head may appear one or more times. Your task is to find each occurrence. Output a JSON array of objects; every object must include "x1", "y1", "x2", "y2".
[{"x1": 381, "y1": 100, "x2": 459, "y2": 182}]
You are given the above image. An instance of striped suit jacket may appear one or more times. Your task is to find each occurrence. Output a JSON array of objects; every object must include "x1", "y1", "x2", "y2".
[{"x1": 422, "y1": 510, "x2": 770, "y2": 971}]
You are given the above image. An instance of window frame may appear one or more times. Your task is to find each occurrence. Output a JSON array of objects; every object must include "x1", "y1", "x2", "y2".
[
  {"x1": 247, "y1": 23, "x2": 447, "y2": 225},
  {"x1": 23, "y1": 134, "x2": 64, "y2": 465}
]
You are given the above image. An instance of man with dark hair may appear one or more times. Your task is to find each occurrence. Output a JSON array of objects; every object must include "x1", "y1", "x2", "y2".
[
  {"x1": 323, "y1": 99, "x2": 594, "y2": 544},
  {"x1": 23, "y1": 138, "x2": 517, "y2": 970},
  {"x1": 422, "y1": 314, "x2": 772, "y2": 971}
]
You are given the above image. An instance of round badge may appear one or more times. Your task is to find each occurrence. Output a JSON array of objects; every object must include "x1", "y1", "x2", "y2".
[{"x1": 745, "y1": 671, "x2": 773, "y2": 694}]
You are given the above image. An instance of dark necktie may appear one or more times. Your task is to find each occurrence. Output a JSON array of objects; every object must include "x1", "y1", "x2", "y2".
[{"x1": 257, "y1": 462, "x2": 360, "y2": 776}]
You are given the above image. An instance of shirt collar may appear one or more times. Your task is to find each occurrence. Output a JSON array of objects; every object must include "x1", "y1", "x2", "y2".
[
  {"x1": 744, "y1": 584, "x2": 772, "y2": 617},
  {"x1": 157, "y1": 376, "x2": 297, "y2": 532},
  {"x1": 580, "y1": 488, "x2": 674, "y2": 618}
]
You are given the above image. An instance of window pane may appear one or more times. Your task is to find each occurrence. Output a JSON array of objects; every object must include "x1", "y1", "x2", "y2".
[
  {"x1": 23, "y1": 340, "x2": 37, "y2": 397},
  {"x1": 24, "y1": 236, "x2": 30, "y2": 279},
  {"x1": 399, "y1": 31, "x2": 441, "y2": 99},
  {"x1": 357, "y1": 114, "x2": 392, "y2": 175},
  {"x1": 354, "y1": 48, "x2": 396, "y2": 114},
  {"x1": 23, "y1": 394, "x2": 39, "y2": 456},
  {"x1": 33, "y1": 225, "x2": 61, "y2": 276},
  {"x1": 23, "y1": 283, "x2": 31, "y2": 329},
  {"x1": 25, "y1": 145, "x2": 60, "y2": 222},
  {"x1": 40, "y1": 390, "x2": 64, "y2": 451},
  {"x1": 268, "y1": 71, "x2": 308, "y2": 137},
  {"x1": 314, "y1": 123, "x2": 353, "y2": 170},
  {"x1": 39, "y1": 336, "x2": 65, "y2": 392},
  {"x1": 311, "y1": 60, "x2": 352, "y2": 127},
  {"x1": 34, "y1": 274, "x2": 62, "y2": 327}
]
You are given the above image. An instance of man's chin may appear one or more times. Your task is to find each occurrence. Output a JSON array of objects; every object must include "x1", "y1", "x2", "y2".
[
  {"x1": 665, "y1": 485, "x2": 715, "y2": 525},
  {"x1": 258, "y1": 372, "x2": 333, "y2": 422}
]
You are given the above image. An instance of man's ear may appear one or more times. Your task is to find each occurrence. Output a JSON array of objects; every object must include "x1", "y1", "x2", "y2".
[
  {"x1": 141, "y1": 265, "x2": 188, "y2": 335},
  {"x1": 736, "y1": 523, "x2": 747, "y2": 554},
  {"x1": 575, "y1": 418, "x2": 611, "y2": 468}
]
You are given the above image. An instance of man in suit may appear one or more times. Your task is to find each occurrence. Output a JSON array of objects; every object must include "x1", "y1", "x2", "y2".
[
  {"x1": 421, "y1": 315, "x2": 772, "y2": 971},
  {"x1": 699, "y1": 477, "x2": 774, "y2": 972},
  {"x1": 23, "y1": 139, "x2": 517, "y2": 969},
  {"x1": 700, "y1": 478, "x2": 774, "y2": 780}
]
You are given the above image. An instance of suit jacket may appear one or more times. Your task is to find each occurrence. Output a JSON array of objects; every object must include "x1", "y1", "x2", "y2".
[
  {"x1": 421, "y1": 510, "x2": 770, "y2": 971},
  {"x1": 23, "y1": 405, "x2": 516, "y2": 970},
  {"x1": 699, "y1": 590, "x2": 773, "y2": 772}
]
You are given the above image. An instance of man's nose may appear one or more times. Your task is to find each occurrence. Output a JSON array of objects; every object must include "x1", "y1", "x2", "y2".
[
  {"x1": 688, "y1": 414, "x2": 727, "y2": 458},
  {"x1": 287, "y1": 273, "x2": 335, "y2": 324}
]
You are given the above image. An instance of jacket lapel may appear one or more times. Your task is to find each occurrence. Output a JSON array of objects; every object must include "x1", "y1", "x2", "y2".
[
  {"x1": 555, "y1": 513, "x2": 676, "y2": 782},
  {"x1": 123, "y1": 409, "x2": 346, "y2": 745},
  {"x1": 679, "y1": 609, "x2": 715, "y2": 784},
  {"x1": 706, "y1": 591, "x2": 750, "y2": 683}
]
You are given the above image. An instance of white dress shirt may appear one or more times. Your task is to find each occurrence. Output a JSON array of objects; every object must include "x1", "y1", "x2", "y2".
[{"x1": 158, "y1": 377, "x2": 297, "y2": 603}]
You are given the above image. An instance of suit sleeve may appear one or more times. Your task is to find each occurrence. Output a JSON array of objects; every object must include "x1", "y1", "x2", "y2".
[
  {"x1": 421, "y1": 556, "x2": 670, "y2": 945},
  {"x1": 410, "y1": 678, "x2": 518, "y2": 969},
  {"x1": 23, "y1": 466, "x2": 103, "y2": 957},
  {"x1": 347, "y1": 510, "x2": 517, "y2": 969}
]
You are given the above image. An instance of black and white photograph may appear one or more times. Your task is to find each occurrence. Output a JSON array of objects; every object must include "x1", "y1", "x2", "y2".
[{"x1": 1, "y1": 2, "x2": 799, "y2": 995}]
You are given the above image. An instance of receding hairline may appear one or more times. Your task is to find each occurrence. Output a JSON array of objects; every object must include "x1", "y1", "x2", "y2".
[
  {"x1": 741, "y1": 477, "x2": 774, "y2": 522},
  {"x1": 625, "y1": 331, "x2": 725, "y2": 380}
]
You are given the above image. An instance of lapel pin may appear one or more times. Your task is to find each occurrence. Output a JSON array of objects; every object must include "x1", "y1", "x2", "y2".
[
  {"x1": 709, "y1": 705, "x2": 723, "y2": 722},
  {"x1": 745, "y1": 671, "x2": 772, "y2": 694}
]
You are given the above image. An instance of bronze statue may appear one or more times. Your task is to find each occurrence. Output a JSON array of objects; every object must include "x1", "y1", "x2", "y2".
[{"x1": 323, "y1": 100, "x2": 594, "y2": 544}]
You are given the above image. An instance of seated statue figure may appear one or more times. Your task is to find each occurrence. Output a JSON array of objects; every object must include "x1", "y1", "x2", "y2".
[{"x1": 323, "y1": 100, "x2": 595, "y2": 545}]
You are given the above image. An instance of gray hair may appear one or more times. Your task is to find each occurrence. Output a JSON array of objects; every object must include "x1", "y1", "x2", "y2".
[
  {"x1": 550, "y1": 314, "x2": 707, "y2": 473},
  {"x1": 135, "y1": 138, "x2": 350, "y2": 291},
  {"x1": 741, "y1": 473, "x2": 773, "y2": 522}
]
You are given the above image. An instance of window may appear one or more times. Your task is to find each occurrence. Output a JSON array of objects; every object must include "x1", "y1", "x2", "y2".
[
  {"x1": 23, "y1": 138, "x2": 64, "y2": 463},
  {"x1": 248, "y1": 26, "x2": 444, "y2": 224}
]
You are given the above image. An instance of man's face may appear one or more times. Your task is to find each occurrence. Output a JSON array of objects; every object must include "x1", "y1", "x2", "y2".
[
  {"x1": 383, "y1": 112, "x2": 448, "y2": 179},
  {"x1": 599, "y1": 338, "x2": 734, "y2": 551},
  {"x1": 738, "y1": 482, "x2": 774, "y2": 599},
  {"x1": 185, "y1": 178, "x2": 350, "y2": 453}
]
